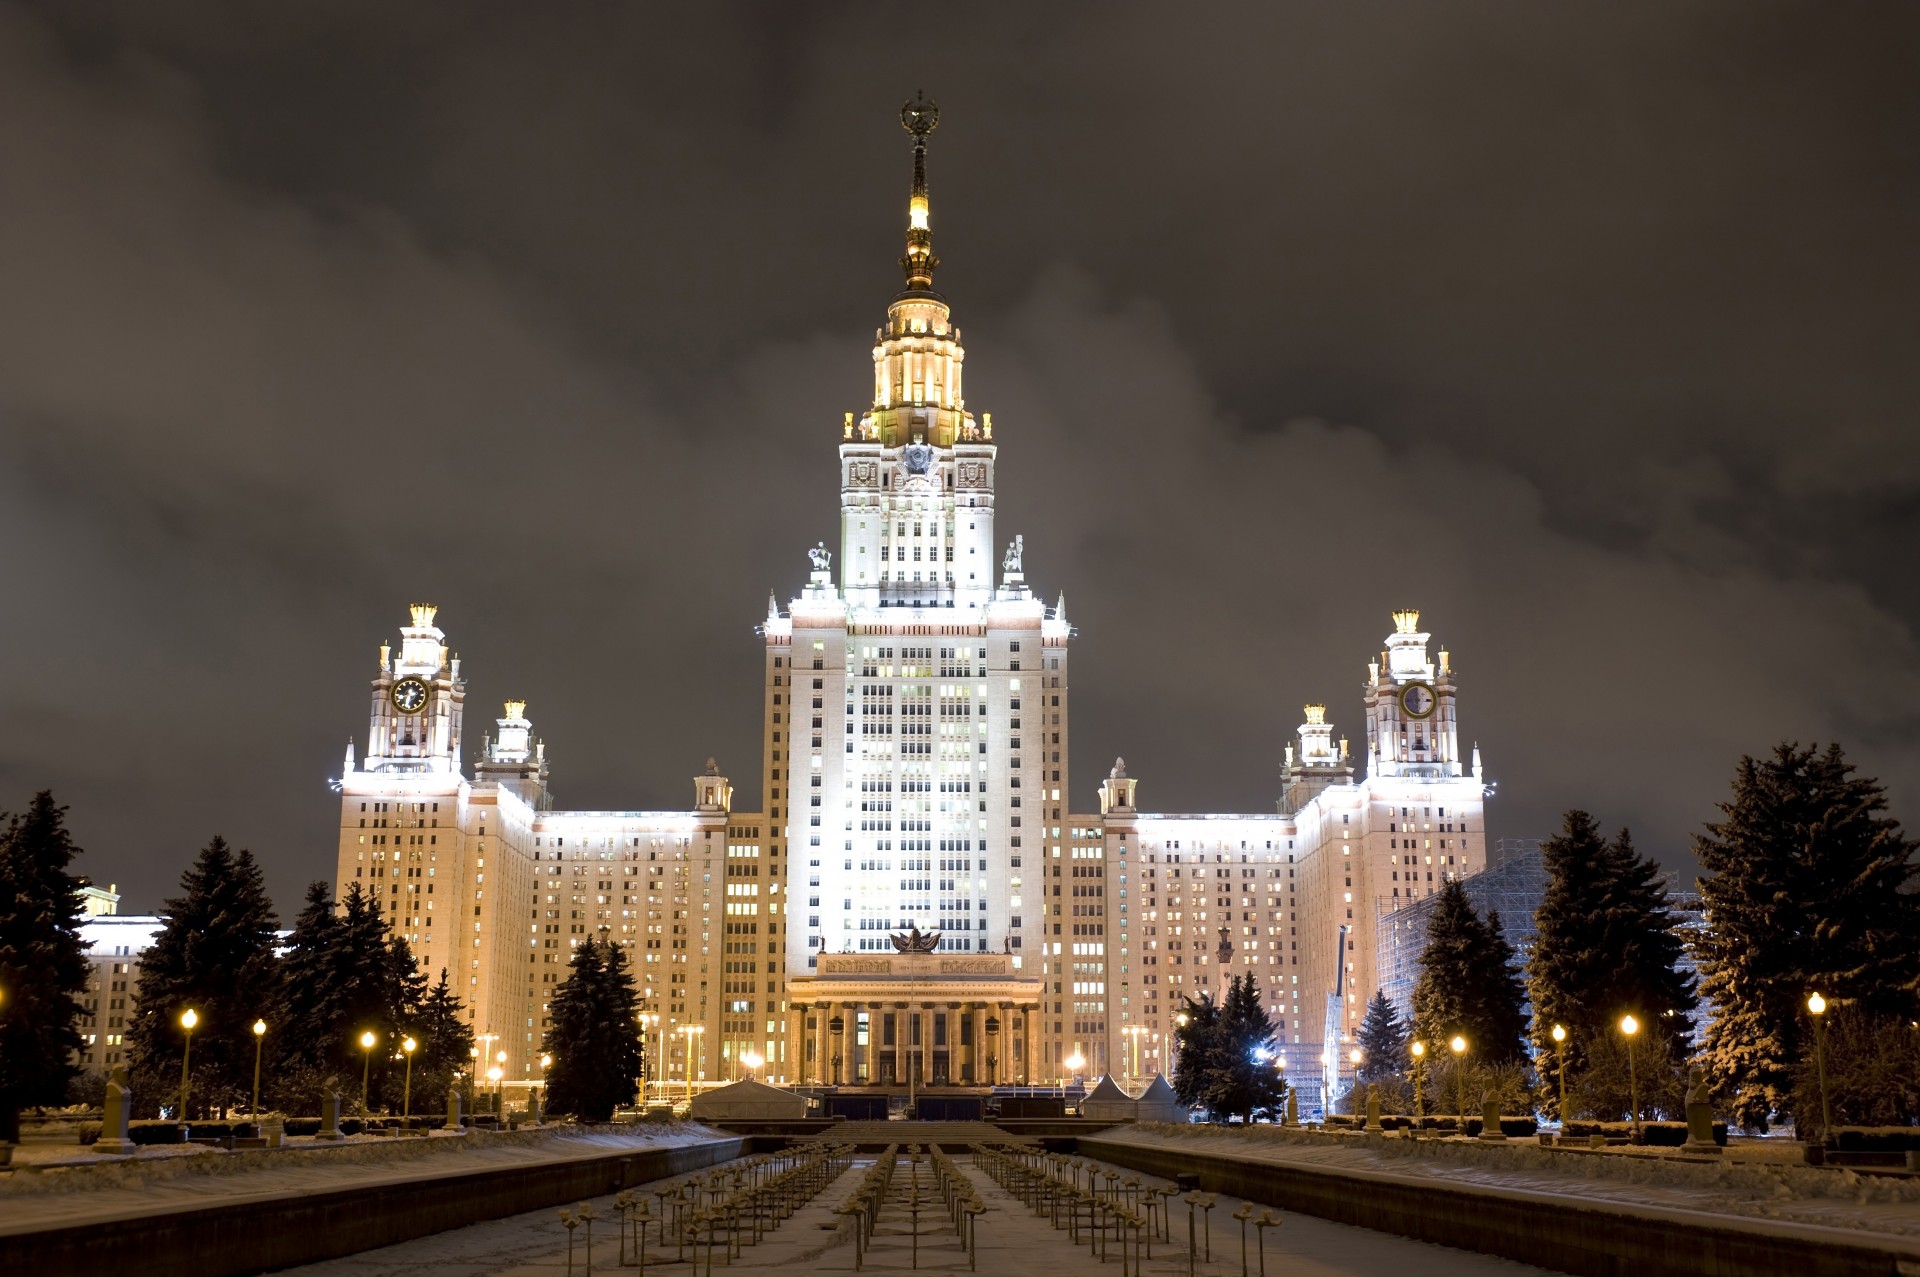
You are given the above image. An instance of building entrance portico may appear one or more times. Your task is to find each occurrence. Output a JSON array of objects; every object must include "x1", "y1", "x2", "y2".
[{"x1": 786, "y1": 948, "x2": 1041, "y2": 1088}]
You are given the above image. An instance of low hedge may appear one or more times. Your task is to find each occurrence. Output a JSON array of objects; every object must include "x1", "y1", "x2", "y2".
[
  {"x1": 1562, "y1": 1119, "x2": 1727, "y2": 1147},
  {"x1": 1831, "y1": 1127, "x2": 1920, "y2": 1153},
  {"x1": 128, "y1": 1121, "x2": 191, "y2": 1145}
]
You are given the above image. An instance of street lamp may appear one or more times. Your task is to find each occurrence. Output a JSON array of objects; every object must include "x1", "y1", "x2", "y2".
[
  {"x1": 401, "y1": 1037, "x2": 417, "y2": 1121},
  {"x1": 681, "y1": 1025, "x2": 705, "y2": 1108},
  {"x1": 638, "y1": 1013, "x2": 659, "y2": 1102},
  {"x1": 1807, "y1": 992, "x2": 1832, "y2": 1143},
  {"x1": 1549, "y1": 1024, "x2": 1568, "y2": 1124},
  {"x1": 488, "y1": 1065, "x2": 503, "y2": 1114},
  {"x1": 1123, "y1": 1025, "x2": 1148, "y2": 1086},
  {"x1": 251, "y1": 1019, "x2": 268, "y2": 1119},
  {"x1": 467, "y1": 1045, "x2": 480, "y2": 1111},
  {"x1": 1618, "y1": 1015, "x2": 1641, "y2": 1140},
  {"x1": 1410, "y1": 1041, "x2": 1426, "y2": 1121},
  {"x1": 359, "y1": 1030, "x2": 378, "y2": 1113},
  {"x1": 1065, "y1": 1049, "x2": 1086, "y2": 1089},
  {"x1": 741, "y1": 1049, "x2": 764, "y2": 1080},
  {"x1": 178, "y1": 1008, "x2": 199, "y2": 1132},
  {"x1": 1448, "y1": 1034, "x2": 1468, "y2": 1129}
]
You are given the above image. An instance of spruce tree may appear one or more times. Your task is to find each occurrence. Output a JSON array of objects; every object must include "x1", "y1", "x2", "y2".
[
  {"x1": 1412, "y1": 879, "x2": 1528, "y2": 1065},
  {"x1": 1207, "y1": 972, "x2": 1287, "y2": 1122},
  {"x1": 1169, "y1": 993, "x2": 1221, "y2": 1111},
  {"x1": 126, "y1": 837, "x2": 282, "y2": 1117},
  {"x1": 1696, "y1": 742, "x2": 1920, "y2": 1129},
  {"x1": 411, "y1": 967, "x2": 474, "y2": 1104},
  {"x1": 1356, "y1": 991, "x2": 1408, "y2": 1087},
  {"x1": 1528, "y1": 811, "x2": 1696, "y2": 1106},
  {"x1": 543, "y1": 934, "x2": 642, "y2": 1123},
  {"x1": 277, "y1": 882, "x2": 348, "y2": 1078},
  {"x1": 0, "y1": 792, "x2": 90, "y2": 1142}
]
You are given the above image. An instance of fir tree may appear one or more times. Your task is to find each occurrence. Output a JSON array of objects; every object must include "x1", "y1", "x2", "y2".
[
  {"x1": 277, "y1": 882, "x2": 347, "y2": 1077},
  {"x1": 125, "y1": 837, "x2": 282, "y2": 1117},
  {"x1": 1207, "y1": 972, "x2": 1287, "y2": 1122},
  {"x1": 1412, "y1": 879, "x2": 1529, "y2": 1066},
  {"x1": 0, "y1": 792, "x2": 90, "y2": 1142},
  {"x1": 409, "y1": 967, "x2": 474, "y2": 1106},
  {"x1": 543, "y1": 934, "x2": 642, "y2": 1123},
  {"x1": 1355, "y1": 991, "x2": 1408, "y2": 1087},
  {"x1": 1168, "y1": 978, "x2": 1285, "y2": 1121},
  {"x1": 1527, "y1": 811, "x2": 1696, "y2": 1112},
  {"x1": 1696, "y1": 742, "x2": 1920, "y2": 1129},
  {"x1": 1170, "y1": 993, "x2": 1221, "y2": 1111}
]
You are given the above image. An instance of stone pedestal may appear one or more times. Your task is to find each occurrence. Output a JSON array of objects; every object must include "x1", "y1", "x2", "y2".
[
  {"x1": 317, "y1": 1091, "x2": 346, "y2": 1141},
  {"x1": 446, "y1": 1087, "x2": 463, "y2": 1130},
  {"x1": 1364, "y1": 1084, "x2": 1382, "y2": 1133},
  {"x1": 1282, "y1": 1091, "x2": 1298, "y2": 1128},
  {"x1": 97, "y1": 1064, "x2": 137, "y2": 1155},
  {"x1": 1477, "y1": 1095, "x2": 1507, "y2": 1141}
]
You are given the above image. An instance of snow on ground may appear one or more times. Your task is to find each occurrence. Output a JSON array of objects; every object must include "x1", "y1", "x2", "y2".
[
  {"x1": 0, "y1": 1123, "x2": 732, "y2": 1234},
  {"x1": 1092, "y1": 1123, "x2": 1920, "y2": 1240}
]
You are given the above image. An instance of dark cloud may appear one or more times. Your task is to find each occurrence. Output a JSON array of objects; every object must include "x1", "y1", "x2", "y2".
[{"x1": 0, "y1": 1, "x2": 1914, "y2": 913}]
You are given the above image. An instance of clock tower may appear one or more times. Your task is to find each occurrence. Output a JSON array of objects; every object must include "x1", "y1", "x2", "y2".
[
  {"x1": 1363, "y1": 610, "x2": 1463, "y2": 780},
  {"x1": 360, "y1": 604, "x2": 466, "y2": 774}
]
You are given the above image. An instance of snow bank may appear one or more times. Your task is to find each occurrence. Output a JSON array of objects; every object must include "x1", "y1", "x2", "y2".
[
  {"x1": 0, "y1": 1122, "x2": 729, "y2": 1217},
  {"x1": 1098, "y1": 1122, "x2": 1920, "y2": 1239}
]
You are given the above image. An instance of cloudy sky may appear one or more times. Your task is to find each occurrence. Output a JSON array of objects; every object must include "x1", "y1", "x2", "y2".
[{"x1": 1, "y1": 1, "x2": 1914, "y2": 915}]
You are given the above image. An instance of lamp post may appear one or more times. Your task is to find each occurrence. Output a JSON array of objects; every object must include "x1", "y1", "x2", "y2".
[
  {"x1": 741, "y1": 1049, "x2": 763, "y2": 1081},
  {"x1": 1807, "y1": 992, "x2": 1833, "y2": 1143},
  {"x1": 401, "y1": 1037, "x2": 417, "y2": 1121},
  {"x1": 1122, "y1": 1025, "x2": 1147, "y2": 1087},
  {"x1": 1410, "y1": 1041, "x2": 1425, "y2": 1121},
  {"x1": 1448, "y1": 1035, "x2": 1468, "y2": 1129},
  {"x1": 1065, "y1": 1049, "x2": 1086, "y2": 1093},
  {"x1": 638, "y1": 1013, "x2": 659, "y2": 1104},
  {"x1": 177, "y1": 1008, "x2": 199, "y2": 1132},
  {"x1": 467, "y1": 1046, "x2": 480, "y2": 1111},
  {"x1": 1549, "y1": 1024, "x2": 1568, "y2": 1124},
  {"x1": 359, "y1": 1030, "x2": 378, "y2": 1113},
  {"x1": 681, "y1": 1025, "x2": 705, "y2": 1108},
  {"x1": 495, "y1": 1050, "x2": 508, "y2": 1117},
  {"x1": 1619, "y1": 1015, "x2": 1641, "y2": 1140},
  {"x1": 251, "y1": 1019, "x2": 267, "y2": 1119}
]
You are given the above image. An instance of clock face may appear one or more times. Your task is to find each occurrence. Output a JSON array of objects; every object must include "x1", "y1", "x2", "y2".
[
  {"x1": 1399, "y1": 682, "x2": 1436, "y2": 719},
  {"x1": 390, "y1": 676, "x2": 430, "y2": 715}
]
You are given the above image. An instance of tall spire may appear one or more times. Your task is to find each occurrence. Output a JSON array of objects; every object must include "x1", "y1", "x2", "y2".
[{"x1": 899, "y1": 90, "x2": 940, "y2": 293}]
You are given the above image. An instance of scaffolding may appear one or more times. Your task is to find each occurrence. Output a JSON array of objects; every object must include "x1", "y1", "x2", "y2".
[{"x1": 1375, "y1": 839, "x2": 1547, "y2": 1022}]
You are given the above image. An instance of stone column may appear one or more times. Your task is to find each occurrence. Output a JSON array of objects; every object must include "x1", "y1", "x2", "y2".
[
  {"x1": 1021, "y1": 1005, "x2": 1034, "y2": 1085},
  {"x1": 892, "y1": 1002, "x2": 908, "y2": 1087},
  {"x1": 918, "y1": 1004, "x2": 934, "y2": 1087},
  {"x1": 789, "y1": 1003, "x2": 808, "y2": 1086}
]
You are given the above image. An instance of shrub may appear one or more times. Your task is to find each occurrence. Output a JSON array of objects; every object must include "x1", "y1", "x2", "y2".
[
  {"x1": 1562, "y1": 1119, "x2": 1726, "y2": 1146},
  {"x1": 128, "y1": 1121, "x2": 188, "y2": 1145},
  {"x1": 1832, "y1": 1127, "x2": 1920, "y2": 1153},
  {"x1": 283, "y1": 1117, "x2": 322, "y2": 1137}
]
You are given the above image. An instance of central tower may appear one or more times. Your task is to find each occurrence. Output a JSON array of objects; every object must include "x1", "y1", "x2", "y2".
[
  {"x1": 839, "y1": 92, "x2": 998, "y2": 612},
  {"x1": 767, "y1": 100, "x2": 1069, "y2": 1075}
]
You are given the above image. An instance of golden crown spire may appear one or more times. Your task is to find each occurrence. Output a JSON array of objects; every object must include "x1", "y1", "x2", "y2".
[
  {"x1": 899, "y1": 90, "x2": 940, "y2": 293},
  {"x1": 1392, "y1": 609, "x2": 1421, "y2": 635}
]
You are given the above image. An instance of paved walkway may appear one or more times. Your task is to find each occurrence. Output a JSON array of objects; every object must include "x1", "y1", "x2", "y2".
[{"x1": 284, "y1": 1152, "x2": 1549, "y2": 1276}]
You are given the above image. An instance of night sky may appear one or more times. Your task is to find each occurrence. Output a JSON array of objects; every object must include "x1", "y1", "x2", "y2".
[{"x1": 2, "y1": 2, "x2": 1915, "y2": 916}]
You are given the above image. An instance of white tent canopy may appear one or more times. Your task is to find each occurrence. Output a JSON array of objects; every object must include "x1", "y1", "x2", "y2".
[
  {"x1": 687, "y1": 1077, "x2": 810, "y2": 1121},
  {"x1": 1078, "y1": 1074, "x2": 1136, "y2": 1120},
  {"x1": 1133, "y1": 1074, "x2": 1187, "y2": 1124}
]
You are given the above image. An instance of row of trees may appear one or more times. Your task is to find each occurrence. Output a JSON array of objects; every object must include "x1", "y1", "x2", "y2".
[
  {"x1": 1350, "y1": 742, "x2": 1916, "y2": 1132},
  {"x1": 124, "y1": 841, "x2": 474, "y2": 1118}
]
